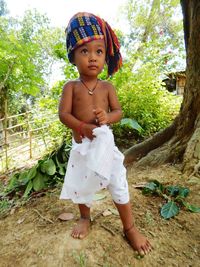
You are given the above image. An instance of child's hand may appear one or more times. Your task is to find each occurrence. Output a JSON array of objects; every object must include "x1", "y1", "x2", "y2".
[
  {"x1": 94, "y1": 108, "x2": 109, "y2": 125},
  {"x1": 82, "y1": 123, "x2": 97, "y2": 140}
]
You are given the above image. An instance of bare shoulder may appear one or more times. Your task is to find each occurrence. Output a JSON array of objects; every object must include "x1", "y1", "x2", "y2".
[
  {"x1": 99, "y1": 80, "x2": 116, "y2": 91},
  {"x1": 62, "y1": 80, "x2": 79, "y2": 92}
]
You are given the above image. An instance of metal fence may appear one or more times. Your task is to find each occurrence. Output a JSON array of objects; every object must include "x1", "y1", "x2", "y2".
[{"x1": 0, "y1": 111, "x2": 60, "y2": 174}]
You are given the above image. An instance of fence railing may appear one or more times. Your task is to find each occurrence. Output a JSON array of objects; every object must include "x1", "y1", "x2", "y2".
[{"x1": 0, "y1": 111, "x2": 60, "y2": 174}]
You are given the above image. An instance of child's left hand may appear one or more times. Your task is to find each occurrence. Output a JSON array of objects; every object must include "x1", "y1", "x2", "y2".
[{"x1": 94, "y1": 108, "x2": 109, "y2": 125}]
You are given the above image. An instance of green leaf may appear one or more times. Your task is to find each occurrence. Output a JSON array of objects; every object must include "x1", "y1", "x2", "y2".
[
  {"x1": 145, "y1": 182, "x2": 158, "y2": 191},
  {"x1": 178, "y1": 187, "x2": 190, "y2": 198},
  {"x1": 166, "y1": 186, "x2": 179, "y2": 196},
  {"x1": 39, "y1": 160, "x2": 47, "y2": 173},
  {"x1": 161, "y1": 201, "x2": 180, "y2": 219},
  {"x1": 27, "y1": 166, "x2": 37, "y2": 180},
  {"x1": 32, "y1": 172, "x2": 46, "y2": 191},
  {"x1": 18, "y1": 171, "x2": 29, "y2": 185},
  {"x1": 58, "y1": 166, "x2": 65, "y2": 176},
  {"x1": 40, "y1": 159, "x2": 56, "y2": 176},
  {"x1": 6, "y1": 174, "x2": 20, "y2": 192},
  {"x1": 42, "y1": 174, "x2": 49, "y2": 182},
  {"x1": 120, "y1": 118, "x2": 143, "y2": 132},
  {"x1": 55, "y1": 155, "x2": 66, "y2": 168},
  {"x1": 23, "y1": 180, "x2": 33, "y2": 198},
  {"x1": 142, "y1": 181, "x2": 158, "y2": 194},
  {"x1": 166, "y1": 186, "x2": 189, "y2": 198},
  {"x1": 182, "y1": 202, "x2": 200, "y2": 213},
  {"x1": 61, "y1": 151, "x2": 68, "y2": 162},
  {"x1": 55, "y1": 155, "x2": 66, "y2": 175}
]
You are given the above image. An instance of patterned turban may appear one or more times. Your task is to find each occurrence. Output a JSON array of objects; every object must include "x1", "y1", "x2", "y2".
[{"x1": 65, "y1": 12, "x2": 122, "y2": 76}]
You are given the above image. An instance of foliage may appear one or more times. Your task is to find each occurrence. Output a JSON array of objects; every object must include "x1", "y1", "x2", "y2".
[
  {"x1": 34, "y1": 80, "x2": 71, "y2": 142},
  {"x1": 0, "y1": 9, "x2": 64, "y2": 115},
  {"x1": 113, "y1": 117, "x2": 144, "y2": 148},
  {"x1": 120, "y1": 118, "x2": 143, "y2": 134},
  {"x1": 110, "y1": 0, "x2": 184, "y2": 146},
  {"x1": 112, "y1": 62, "x2": 182, "y2": 140},
  {"x1": 37, "y1": 80, "x2": 64, "y2": 113},
  {"x1": 109, "y1": 0, "x2": 184, "y2": 140},
  {"x1": 29, "y1": 108, "x2": 68, "y2": 146},
  {"x1": 141, "y1": 180, "x2": 200, "y2": 219},
  {"x1": 122, "y1": 0, "x2": 185, "y2": 72},
  {"x1": 0, "y1": 198, "x2": 13, "y2": 218},
  {"x1": 1, "y1": 140, "x2": 71, "y2": 199}
]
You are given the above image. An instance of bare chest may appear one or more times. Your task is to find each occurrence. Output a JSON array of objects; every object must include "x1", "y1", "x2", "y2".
[{"x1": 72, "y1": 87, "x2": 108, "y2": 109}]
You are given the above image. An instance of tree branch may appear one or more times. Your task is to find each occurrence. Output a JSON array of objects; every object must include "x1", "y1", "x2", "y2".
[{"x1": 0, "y1": 62, "x2": 15, "y2": 92}]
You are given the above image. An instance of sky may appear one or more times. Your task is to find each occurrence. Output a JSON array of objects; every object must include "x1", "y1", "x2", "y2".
[{"x1": 5, "y1": 0, "x2": 128, "y2": 30}]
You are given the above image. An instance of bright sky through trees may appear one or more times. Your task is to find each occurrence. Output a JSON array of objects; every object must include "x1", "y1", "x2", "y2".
[{"x1": 6, "y1": 0, "x2": 127, "y2": 29}]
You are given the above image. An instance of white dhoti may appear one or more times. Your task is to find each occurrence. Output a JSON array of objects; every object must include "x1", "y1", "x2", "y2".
[{"x1": 60, "y1": 125, "x2": 129, "y2": 206}]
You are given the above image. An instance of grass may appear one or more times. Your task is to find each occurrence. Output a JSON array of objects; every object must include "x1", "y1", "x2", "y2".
[
  {"x1": 71, "y1": 250, "x2": 88, "y2": 267},
  {"x1": 0, "y1": 198, "x2": 13, "y2": 218}
]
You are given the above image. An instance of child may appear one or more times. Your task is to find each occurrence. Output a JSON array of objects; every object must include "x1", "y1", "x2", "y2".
[{"x1": 59, "y1": 12, "x2": 152, "y2": 255}]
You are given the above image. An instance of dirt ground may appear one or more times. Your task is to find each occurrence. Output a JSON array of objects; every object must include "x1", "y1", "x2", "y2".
[{"x1": 0, "y1": 164, "x2": 200, "y2": 267}]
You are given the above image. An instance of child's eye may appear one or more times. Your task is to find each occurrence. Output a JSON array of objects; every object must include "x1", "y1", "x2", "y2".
[
  {"x1": 97, "y1": 49, "x2": 103, "y2": 55},
  {"x1": 81, "y1": 48, "x2": 88, "y2": 54}
]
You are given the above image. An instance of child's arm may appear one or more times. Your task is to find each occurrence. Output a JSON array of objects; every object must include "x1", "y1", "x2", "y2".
[
  {"x1": 59, "y1": 82, "x2": 96, "y2": 140},
  {"x1": 59, "y1": 82, "x2": 81, "y2": 130},
  {"x1": 94, "y1": 83, "x2": 122, "y2": 125}
]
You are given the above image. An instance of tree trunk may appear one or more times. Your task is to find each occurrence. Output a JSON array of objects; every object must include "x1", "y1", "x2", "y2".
[{"x1": 124, "y1": 0, "x2": 200, "y2": 175}]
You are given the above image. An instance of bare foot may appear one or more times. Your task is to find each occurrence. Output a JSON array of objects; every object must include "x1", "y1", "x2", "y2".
[
  {"x1": 124, "y1": 225, "x2": 152, "y2": 255},
  {"x1": 71, "y1": 218, "x2": 90, "y2": 239}
]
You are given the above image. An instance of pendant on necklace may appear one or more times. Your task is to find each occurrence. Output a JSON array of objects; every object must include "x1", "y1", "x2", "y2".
[{"x1": 80, "y1": 79, "x2": 99, "y2": 96}]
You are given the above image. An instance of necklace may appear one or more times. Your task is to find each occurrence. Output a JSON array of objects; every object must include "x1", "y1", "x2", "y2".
[{"x1": 80, "y1": 79, "x2": 98, "y2": 95}]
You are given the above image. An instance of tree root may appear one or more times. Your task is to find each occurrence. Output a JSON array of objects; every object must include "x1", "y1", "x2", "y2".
[{"x1": 124, "y1": 118, "x2": 178, "y2": 165}]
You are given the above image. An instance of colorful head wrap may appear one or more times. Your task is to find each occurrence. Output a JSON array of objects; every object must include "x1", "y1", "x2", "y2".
[{"x1": 66, "y1": 12, "x2": 122, "y2": 76}]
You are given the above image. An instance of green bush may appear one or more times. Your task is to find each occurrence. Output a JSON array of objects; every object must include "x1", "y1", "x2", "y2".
[
  {"x1": 2, "y1": 140, "x2": 71, "y2": 199},
  {"x1": 113, "y1": 64, "x2": 182, "y2": 140}
]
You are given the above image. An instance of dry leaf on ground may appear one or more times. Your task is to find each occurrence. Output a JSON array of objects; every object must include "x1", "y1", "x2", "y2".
[{"x1": 58, "y1": 212, "x2": 74, "y2": 221}]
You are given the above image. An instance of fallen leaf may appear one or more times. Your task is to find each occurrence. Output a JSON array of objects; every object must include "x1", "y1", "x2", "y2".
[
  {"x1": 17, "y1": 217, "x2": 25, "y2": 224},
  {"x1": 10, "y1": 208, "x2": 16, "y2": 215},
  {"x1": 93, "y1": 193, "x2": 107, "y2": 201},
  {"x1": 58, "y1": 212, "x2": 74, "y2": 221},
  {"x1": 108, "y1": 208, "x2": 119, "y2": 216},
  {"x1": 132, "y1": 182, "x2": 147, "y2": 188},
  {"x1": 102, "y1": 210, "x2": 112, "y2": 217}
]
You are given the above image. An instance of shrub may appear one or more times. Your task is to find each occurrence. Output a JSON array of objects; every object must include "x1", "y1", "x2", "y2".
[{"x1": 112, "y1": 63, "x2": 182, "y2": 144}]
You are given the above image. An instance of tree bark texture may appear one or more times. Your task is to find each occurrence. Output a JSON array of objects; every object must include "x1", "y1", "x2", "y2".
[{"x1": 124, "y1": 1, "x2": 200, "y2": 175}]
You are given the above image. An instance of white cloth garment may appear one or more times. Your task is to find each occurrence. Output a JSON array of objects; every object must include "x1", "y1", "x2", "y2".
[{"x1": 60, "y1": 125, "x2": 129, "y2": 206}]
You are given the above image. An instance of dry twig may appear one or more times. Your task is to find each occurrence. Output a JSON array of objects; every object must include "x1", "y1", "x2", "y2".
[
  {"x1": 100, "y1": 223, "x2": 116, "y2": 236},
  {"x1": 33, "y1": 209, "x2": 54, "y2": 224}
]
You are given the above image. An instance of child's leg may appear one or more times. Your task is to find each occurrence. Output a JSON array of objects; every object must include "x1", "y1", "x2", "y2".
[
  {"x1": 114, "y1": 201, "x2": 152, "y2": 255},
  {"x1": 71, "y1": 204, "x2": 91, "y2": 239}
]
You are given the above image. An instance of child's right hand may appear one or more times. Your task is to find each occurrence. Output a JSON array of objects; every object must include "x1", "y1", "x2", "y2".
[{"x1": 81, "y1": 123, "x2": 97, "y2": 140}]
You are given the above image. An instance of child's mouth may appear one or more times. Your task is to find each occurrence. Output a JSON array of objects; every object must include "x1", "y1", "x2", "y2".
[{"x1": 88, "y1": 65, "x2": 98, "y2": 70}]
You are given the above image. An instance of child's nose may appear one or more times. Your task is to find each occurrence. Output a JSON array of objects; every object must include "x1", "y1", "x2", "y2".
[{"x1": 89, "y1": 52, "x2": 97, "y2": 62}]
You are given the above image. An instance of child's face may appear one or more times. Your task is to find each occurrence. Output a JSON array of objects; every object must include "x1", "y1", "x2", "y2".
[{"x1": 73, "y1": 39, "x2": 106, "y2": 77}]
